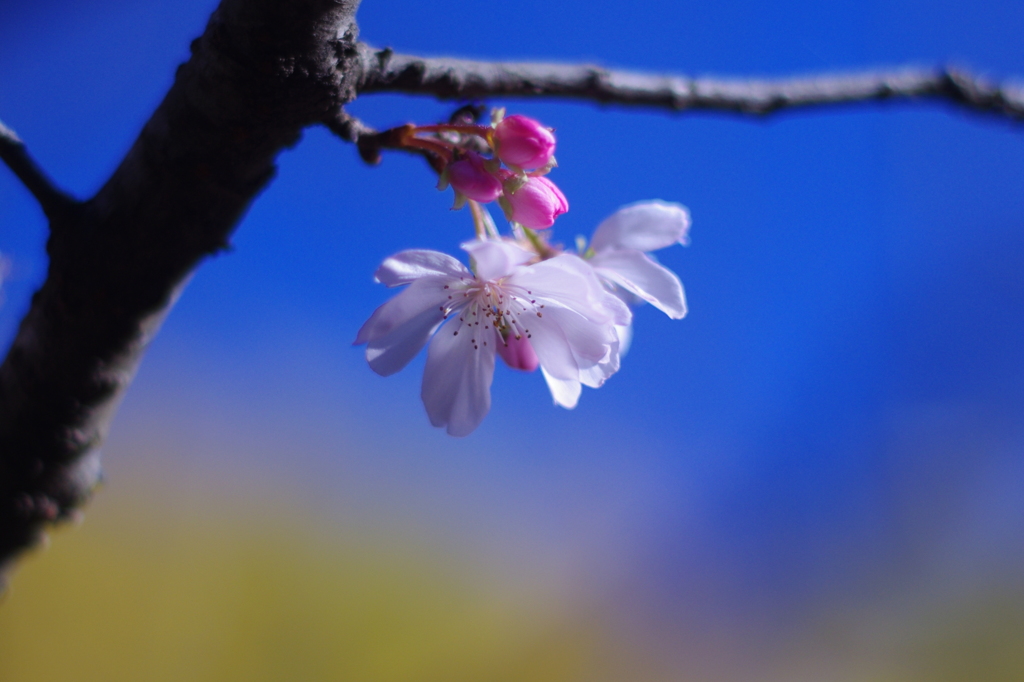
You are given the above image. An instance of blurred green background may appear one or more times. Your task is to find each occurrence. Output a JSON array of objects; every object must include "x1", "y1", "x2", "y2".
[
  {"x1": 2, "y1": 465, "x2": 1023, "y2": 681},
  {"x1": 0, "y1": 483, "x2": 623, "y2": 681}
]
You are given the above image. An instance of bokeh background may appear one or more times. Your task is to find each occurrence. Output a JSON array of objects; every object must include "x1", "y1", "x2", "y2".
[{"x1": 2, "y1": 1, "x2": 1024, "y2": 680}]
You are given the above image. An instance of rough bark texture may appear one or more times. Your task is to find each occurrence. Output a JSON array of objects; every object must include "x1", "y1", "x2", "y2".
[
  {"x1": 0, "y1": 0, "x2": 362, "y2": 578},
  {"x1": 357, "y1": 46, "x2": 1024, "y2": 120}
]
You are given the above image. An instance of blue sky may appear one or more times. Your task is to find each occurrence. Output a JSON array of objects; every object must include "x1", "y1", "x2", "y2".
[{"x1": 2, "y1": 0, "x2": 1024, "y2": 677}]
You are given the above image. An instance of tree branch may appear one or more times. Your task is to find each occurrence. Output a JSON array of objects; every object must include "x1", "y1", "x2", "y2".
[
  {"x1": 0, "y1": 0, "x2": 363, "y2": 579},
  {"x1": 0, "y1": 119, "x2": 78, "y2": 222},
  {"x1": 356, "y1": 46, "x2": 1024, "y2": 122}
]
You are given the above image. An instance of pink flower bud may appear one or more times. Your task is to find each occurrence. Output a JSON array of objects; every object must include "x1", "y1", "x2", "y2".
[
  {"x1": 496, "y1": 333, "x2": 539, "y2": 372},
  {"x1": 504, "y1": 176, "x2": 569, "y2": 229},
  {"x1": 493, "y1": 115, "x2": 556, "y2": 169},
  {"x1": 447, "y1": 152, "x2": 502, "y2": 203}
]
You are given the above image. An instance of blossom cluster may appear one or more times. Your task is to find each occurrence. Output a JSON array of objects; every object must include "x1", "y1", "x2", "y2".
[
  {"x1": 356, "y1": 112, "x2": 691, "y2": 436},
  {"x1": 417, "y1": 111, "x2": 569, "y2": 229}
]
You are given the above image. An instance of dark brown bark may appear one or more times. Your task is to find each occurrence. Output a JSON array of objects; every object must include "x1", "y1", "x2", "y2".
[{"x1": 0, "y1": 0, "x2": 362, "y2": 579}]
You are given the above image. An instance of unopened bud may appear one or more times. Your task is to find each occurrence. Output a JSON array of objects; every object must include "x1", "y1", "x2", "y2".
[
  {"x1": 447, "y1": 152, "x2": 502, "y2": 203},
  {"x1": 493, "y1": 115, "x2": 556, "y2": 170},
  {"x1": 504, "y1": 176, "x2": 569, "y2": 229}
]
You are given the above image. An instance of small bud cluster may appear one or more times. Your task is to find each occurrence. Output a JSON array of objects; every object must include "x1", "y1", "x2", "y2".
[{"x1": 414, "y1": 111, "x2": 568, "y2": 230}]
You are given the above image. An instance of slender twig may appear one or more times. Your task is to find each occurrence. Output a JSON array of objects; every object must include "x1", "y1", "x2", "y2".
[
  {"x1": 327, "y1": 111, "x2": 443, "y2": 170},
  {"x1": 0, "y1": 119, "x2": 78, "y2": 220},
  {"x1": 357, "y1": 45, "x2": 1024, "y2": 122},
  {"x1": 325, "y1": 108, "x2": 377, "y2": 144}
]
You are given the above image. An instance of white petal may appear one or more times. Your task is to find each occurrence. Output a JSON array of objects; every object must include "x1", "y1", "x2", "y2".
[
  {"x1": 508, "y1": 256, "x2": 625, "y2": 387},
  {"x1": 608, "y1": 285, "x2": 644, "y2": 309},
  {"x1": 576, "y1": 318, "x2": 624, "y2": 389},
  {"x1": 461, "y1": 239, "x2": 536, "y2": 281},
  {"x1": 591, "y1": 250, "x2": 687, "y2": 319},
  {"x1": 590, "y1": 201, "x2": 691, "y2": 253},
  {"x1": 375, "y1": 250, "x2": 470, "y2": 287},
  {"x1": 527, "y1": 298, "x2": 622, "y2": 393},
  {"x1": 615, "y1": 322, "x2": 633, "y2": 357},
  {"x1": 421, "y1": 325, "x2": 496, "y2": 436},
  {"x1": 537, "y1": 304, "x2": 616, "y2": 367},
  {"x1": 541, "y1": 368, "x2": 581, "y2": 409},
  {"x1": 579, "y1": 333, "x2": 623, "y2": 388},
  {"x1": 509, "y1": 255, "x2": 615, "y2": 324},
  {"x1": 355, "y1": 276, "x2": 453, "y2": 375},
  {"x1": 355, "y1": 276, "x2": 450, "y2": 344},
  {"x1": 524, "y1": 309, "x2": 578, "y2": 381},
  {"x1": 578, "y1": 362, "x2": 612, "y2": 389},
  {"x1": 364, "y1": 309, "x2": 444, "y2": 376},
  {"x1": 598, "y1": 286, "x2": 634, "y2": 327}
]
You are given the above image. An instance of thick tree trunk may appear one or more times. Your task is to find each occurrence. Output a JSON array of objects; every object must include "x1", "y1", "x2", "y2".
[{"x1": 0, "y1": 0, "x2": 362, "y2": 577}]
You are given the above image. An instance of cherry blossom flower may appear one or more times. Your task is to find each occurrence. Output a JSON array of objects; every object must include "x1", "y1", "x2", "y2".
[
  {"x1": 585, "y1": 200, "x2": 690, "y2": 320},
  {"x1": 355, "y1": 240, "x2": 629, "y2": 436}
]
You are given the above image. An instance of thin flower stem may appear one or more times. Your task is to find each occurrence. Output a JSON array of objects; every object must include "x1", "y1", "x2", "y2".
[
  {"x1": 469, "y1": 200, "x2": 486, "y2": 239},
  {"x1": 475, "y1": 199, "x2": 499, "y2": 238},
  {"x1": 521, "y1": 226, "x2": 557, "y2": 259},
  {"x1": 468, "y1": 200, "x2": 501, "y2": 239},
  {"x1": 403, "y1": 136, "x2": 454, "y2": 162},
  {"x1": 414, "y1": 123, "x2": 493, "y2": 138}
]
